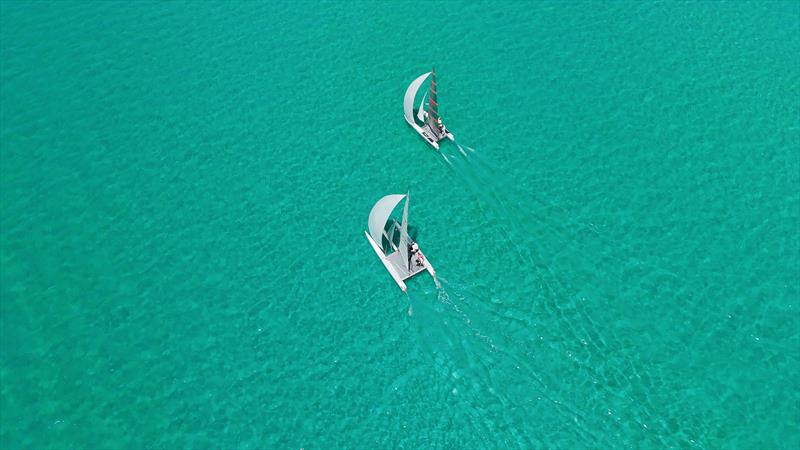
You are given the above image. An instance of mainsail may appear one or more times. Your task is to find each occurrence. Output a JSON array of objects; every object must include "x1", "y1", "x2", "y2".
[
  {"x1": 404, "y1": 72, "x2": 432, "y2": 127},
  {"x1": 403, "y1": 67, "x2": 454, "y2": 149},
  {"x1": 425, "y1": 67, "x2": 444, "y2": 138},
  {"x1": 365, "y1": 191, "x2": 437, "y2": 291}
]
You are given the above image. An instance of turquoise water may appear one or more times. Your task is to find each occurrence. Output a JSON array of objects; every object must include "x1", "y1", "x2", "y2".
[{"x1": 1, "y1": 1, "x2": 799, "y2": 448}]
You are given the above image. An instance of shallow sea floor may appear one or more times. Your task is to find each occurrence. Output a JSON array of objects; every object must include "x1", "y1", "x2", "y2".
[{"x1": 1, "y1": 1, "x2": 799, "y2": 448}]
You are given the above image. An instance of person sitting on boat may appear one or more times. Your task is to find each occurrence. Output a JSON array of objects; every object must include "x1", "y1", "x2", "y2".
[{"x1": 408, "y1": 243, "x2": 420, "y2": 268}]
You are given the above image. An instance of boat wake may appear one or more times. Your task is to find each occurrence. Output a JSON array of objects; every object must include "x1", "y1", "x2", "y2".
[
  {"x1": 437, "y1": 141, "x2": 553, "y2": 287},
  {"x1": 420, "y1": 140, "x2": 676, "y2": 443},
  {"x1": 451, "y1": 140, "x2": 598, "y2": 239},
  {"x1": 398, "y1": 67, "x2": 670, "y2": 441},
  {"x1": 405, "y1": 271, "x2": 602, "y2": 446},
  {"x1": 437, "y1": 140, "x2": 676, "y2": 293}
]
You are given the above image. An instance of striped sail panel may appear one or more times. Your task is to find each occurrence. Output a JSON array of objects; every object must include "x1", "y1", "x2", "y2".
[{"x1": 426, "y1": 67, "x2": 444, "y2": 136}]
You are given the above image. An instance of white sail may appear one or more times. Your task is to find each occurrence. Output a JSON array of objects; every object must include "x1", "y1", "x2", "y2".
[
  {"x1": 365, "y1": 191, "x2": 436, "y2": 291},
  {"x1": 416, "y1": 92, "x2": 427, "y2": 122},
  {"x1": 426, "y1": 67, "x2": 444, "y2": 139},
  {"x1": 404, "y1": 72, "x2": 431, "y2": 126},
  {"x1": 368, "y1": 194, "x2": 406, "y2": 249},
  {"x1": 399, "y1": 194, "x2": 410, "y2": 271}
]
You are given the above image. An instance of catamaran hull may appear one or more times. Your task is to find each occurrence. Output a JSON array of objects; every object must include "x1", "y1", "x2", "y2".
[
  {"x1": 365, "y1": 231, "x2": 408, "y2": 292},
  {"x1": 413, "y1": 124, "x2": 440, "y2": 150},
  {"x1": 406, "y1": 121, "x2": 454, "y2": 150}
]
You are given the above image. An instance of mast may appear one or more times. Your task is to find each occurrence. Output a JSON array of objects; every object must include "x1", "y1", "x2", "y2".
[
  {"x1": 399, "y1": 193, "x2": 410, "y2": 272},
  {"x1": 426, "y1": 66, "x2": 444, "y2": 138}
]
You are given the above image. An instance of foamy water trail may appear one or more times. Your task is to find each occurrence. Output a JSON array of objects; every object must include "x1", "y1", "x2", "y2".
[
  {"x1": 447, "y1": 141, "x2": 680, "y2": 286},
  {"x1": 460, "y1": 143, "x2": 477, "y2": 153},
  {"x1": 439, "y1": 142, "x2": 609, "y2": 306},
  {"x1": 438, "y1": 150, "x2": 454, "y2": 167},
  {"x1": 454, "y1": 140, "x2": 600, "y2": 238},
  {"x1": 441, "y1": 142, "x2": 550, "y2": 280},
  {"x1": 427, "y1": 275, "x2": 604, "y2": 433},
  {"x1": 434, "y1": 142, "x2": 667, "y2": 436},
  {"x1": 434, "y1": 278, "x2": 497, "y2": 351},
  {"x1": 436, "y1": 144, "x2": 596, "y2": 340}
]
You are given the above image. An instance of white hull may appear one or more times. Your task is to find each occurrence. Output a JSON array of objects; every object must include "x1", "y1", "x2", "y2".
[
  {"x1": 365, "y1": 193, "x2": 437, "y2": 293},
  {"x1": 407, "y1": 120, "x2": 455, "y2": 150},
  {"x1": 421, "y1": 252, "x2": 436, "y2": 277},
  {"x1": 403, "y1": 70, "x2": 454, "y2": 151},
  {"x1": 409, "y1": 122, "x2": 439, "y2": 149},
  {"x1": 365, "y1": 231, "x2": 408, "y2": 292},
  {"x1": 365, "y1": 230, "x2": 437, "y2": 292}
]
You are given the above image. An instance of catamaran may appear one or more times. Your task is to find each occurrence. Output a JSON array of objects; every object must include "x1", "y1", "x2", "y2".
[
  {"x1": 365, "y1": 193, "x2": 436, "y2": 292},
  {"x1": 404, "y1": 67, "x2": 455, "y2": 149}
]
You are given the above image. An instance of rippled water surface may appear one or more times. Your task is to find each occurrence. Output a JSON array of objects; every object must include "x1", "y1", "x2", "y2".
[{"x1": 1, "y1": 1, "x2": 798, "y2": 448}]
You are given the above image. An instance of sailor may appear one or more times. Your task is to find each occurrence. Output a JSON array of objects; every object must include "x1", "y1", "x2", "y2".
[{"x1": 408, "y1": 243, "x2": 419, "y2": 268}]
